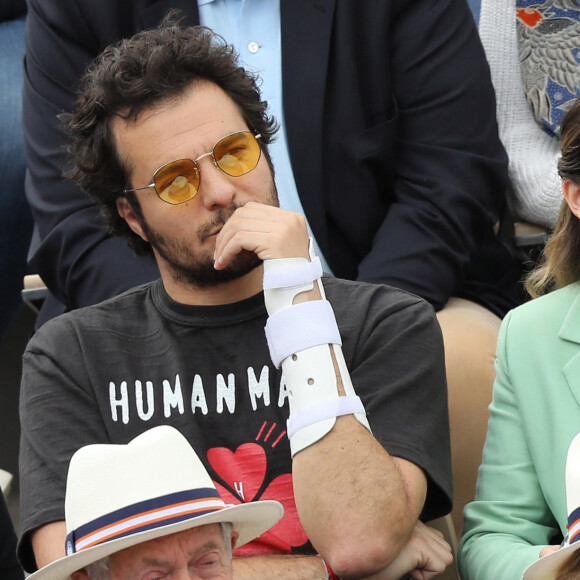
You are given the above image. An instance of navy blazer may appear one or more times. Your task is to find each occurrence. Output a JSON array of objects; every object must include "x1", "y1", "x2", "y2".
[
  {"x1": 0, "y1": 0, "x2": 26, "y2": 22},
  {"x1": 23, "y1": 0, "x2": 522, "y2": 322}
]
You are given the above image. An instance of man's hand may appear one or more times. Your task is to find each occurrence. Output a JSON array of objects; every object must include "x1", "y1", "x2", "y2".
[
  {"x1": 213, "y1": 202, "x2": 310, "y2": 269},
  {"x1": 364, "y1": 521, "x2": 453, "y2": 580}
]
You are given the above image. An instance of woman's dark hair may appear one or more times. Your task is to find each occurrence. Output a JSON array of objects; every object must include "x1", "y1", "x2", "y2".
[
  {"x1": 526, "y1": 97, "x2": 580, "y2": 297},
  {"x1": 61, "y1": 14, "x2": 277, "y2": 255}
]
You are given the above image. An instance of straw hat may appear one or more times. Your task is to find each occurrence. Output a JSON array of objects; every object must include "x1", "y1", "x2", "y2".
[
  {"x1": 524, "y1": 431, "x2": 580, "y2": 579},
  {"x1": 28, "y1": 425, "x2": 284, "y2": 579}
]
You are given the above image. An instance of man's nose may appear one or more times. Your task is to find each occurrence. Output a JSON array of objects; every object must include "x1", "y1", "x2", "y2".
[
  {"x1": 172, "y1": 571, "x2": 195, "y2": 580},
  {"x1": 198, "y1": 159, "x2": 237, "y2": 210},
  {"x1": 172, "y1": 569, "x2": 227, "y2": 579}
]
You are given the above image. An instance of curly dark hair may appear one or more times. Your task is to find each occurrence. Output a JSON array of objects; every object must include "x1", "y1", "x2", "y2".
[{"x1": 61, "y1": 14, "x2": 278, "y2": 256}]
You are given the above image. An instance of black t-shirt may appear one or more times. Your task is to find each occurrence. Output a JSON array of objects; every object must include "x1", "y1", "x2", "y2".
[{"x1": 19, "y1": 277, "x2": 451, "y2": 571}]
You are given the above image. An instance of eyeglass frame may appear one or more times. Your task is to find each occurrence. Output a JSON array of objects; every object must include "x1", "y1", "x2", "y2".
[{"x1": 120, "y1": 130, "x2": 263, "y2": 204}]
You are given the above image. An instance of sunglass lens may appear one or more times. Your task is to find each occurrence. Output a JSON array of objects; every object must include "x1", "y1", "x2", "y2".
[
  {"x1": 214, "y1": 132, "x2": 261, "y2": 177},
  {"x1": 155, "y1": 160, "x2": 200, "y2": 204}
]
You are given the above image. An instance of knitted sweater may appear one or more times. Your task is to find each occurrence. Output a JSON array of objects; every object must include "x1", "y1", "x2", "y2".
[{"x1": 479, "y1": 0, "x2": 562, "y2": 229}]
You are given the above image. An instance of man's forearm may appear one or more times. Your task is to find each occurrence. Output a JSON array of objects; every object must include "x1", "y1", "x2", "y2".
[
  {"x1": 260, "y1": 238, "x2": 427, "y2": 578},
  {"x1": 282, "y1": 272, "x2": 425, "y2": 575},
  {"x1": 292, "y1": 415, "x2": 425, "y2": 577},
  {"x1": 31, "y1": 520, "x2": 67, "y2": 569},
  {"x1": 233, "y1": 519, "x2": 453, "y2": 580},
  {"x1": 233, "y1": 553, "x2": 327, "y2": 579}
]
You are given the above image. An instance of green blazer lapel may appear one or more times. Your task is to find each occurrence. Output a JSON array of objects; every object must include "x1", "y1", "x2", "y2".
[
  {"x1": 561, "y1": 289, "x2": 580, "y2": 404},
  {"x1": 560, "y1": 288, "x2": 580, "y2": 345}
]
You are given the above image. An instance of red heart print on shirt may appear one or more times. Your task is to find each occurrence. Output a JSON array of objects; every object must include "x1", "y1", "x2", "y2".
[{"x1": 207, "y1": 441, "x2": 308, "y2": 554}]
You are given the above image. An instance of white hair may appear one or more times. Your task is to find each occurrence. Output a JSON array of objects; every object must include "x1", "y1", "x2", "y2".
[
  {"x1": 221, "y1": 522, "x2": 234, "y2": 558},
  {"x1": 83, "y1": 556, "x2": 110, "y2": 580},
  {"x1": 83, "y1": 522, "x2": 235, "y2": 579}
]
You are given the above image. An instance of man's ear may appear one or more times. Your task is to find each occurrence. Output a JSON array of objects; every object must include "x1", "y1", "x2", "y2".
[
  {"x1": 70, "y1": 570, "x2": 90, "y2": 580},
  {"x1": 231, "y1": 530, "x2": 239, "y2": 551},
  {"x1": 563, "y1": 179, "x2": 580, "y2": 220},
  {"x1": 116, "y1": 196, "x2": 149, "y2": 242}
]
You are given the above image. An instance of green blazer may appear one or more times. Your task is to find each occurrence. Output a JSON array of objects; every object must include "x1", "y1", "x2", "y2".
[{"x1": 459, "y1": 282, "x2": 580, "y2": 580}]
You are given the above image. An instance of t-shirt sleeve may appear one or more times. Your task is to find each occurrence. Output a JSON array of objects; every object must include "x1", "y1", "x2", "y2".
[
  {"x1": 18, "y1": 316, "x2": 110, "y2": 572},
  {"x1": 330, "y1": 280, "x2": 452, "y2": 521}
]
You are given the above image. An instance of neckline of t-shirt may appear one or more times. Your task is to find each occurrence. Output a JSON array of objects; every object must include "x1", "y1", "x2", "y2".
[{"x1": 151, "y1": 279, "x2": 266, "y2": 326}]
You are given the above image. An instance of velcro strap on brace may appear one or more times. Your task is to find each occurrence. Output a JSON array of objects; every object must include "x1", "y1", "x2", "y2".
[
  {"x1": 287, "y1": 395, "x2": 365, "y2": 439},
  {"x1": 263, "y1": 256, "x2": 322, "y2": 290},
  {"x1": 264, "y1": 300, "x2": 341, "y2": 368},
  {"x1": 263, "y1": 257, "x2": 317, "y2": 315}
]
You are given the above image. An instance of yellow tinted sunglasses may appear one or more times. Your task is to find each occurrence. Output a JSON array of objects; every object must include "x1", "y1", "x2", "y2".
[{"x1": 123, "y1": 131, "x2": 262, "y2": 205}]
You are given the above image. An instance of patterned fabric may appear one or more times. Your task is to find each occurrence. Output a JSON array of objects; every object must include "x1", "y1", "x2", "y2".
[{"x1": 516, "y1": 0, "x2": 580, "y2": 137}]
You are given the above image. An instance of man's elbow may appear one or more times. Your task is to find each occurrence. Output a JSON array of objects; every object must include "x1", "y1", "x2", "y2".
[{"x1": 324, "y1": 532, "x2": 402, "y2": 578}]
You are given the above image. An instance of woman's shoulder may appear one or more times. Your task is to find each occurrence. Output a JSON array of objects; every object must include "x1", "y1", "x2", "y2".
[
  {"x1": 511, "y1": 282, "x2": 580, "y2": 321},
  {"x1": 501, "y1": 283, "x2": 580, "y2": 348}
]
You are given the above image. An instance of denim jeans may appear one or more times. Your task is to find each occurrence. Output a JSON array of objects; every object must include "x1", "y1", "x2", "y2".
[{"x1": 0, "y1": 15, "x2": 33, "y2": 341}]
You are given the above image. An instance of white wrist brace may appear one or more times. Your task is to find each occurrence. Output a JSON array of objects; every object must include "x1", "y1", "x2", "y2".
[{"x1": 263, "y1": 244, "x2": 371, "y2": 457}]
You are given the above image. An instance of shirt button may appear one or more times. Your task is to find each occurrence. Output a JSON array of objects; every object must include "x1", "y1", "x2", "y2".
[{"x1": 248, "y1": 41, "x2": 260, "y2": 54}]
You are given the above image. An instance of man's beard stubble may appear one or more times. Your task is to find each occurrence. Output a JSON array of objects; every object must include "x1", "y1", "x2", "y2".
[{"x1": 140, "y1": 190, "x2": 278, "y2": 288}]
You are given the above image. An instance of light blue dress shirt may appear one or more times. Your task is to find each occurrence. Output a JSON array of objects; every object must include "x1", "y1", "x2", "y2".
[{"x1": 198, "y1": 0, "x2": 331, "y2": 272}]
